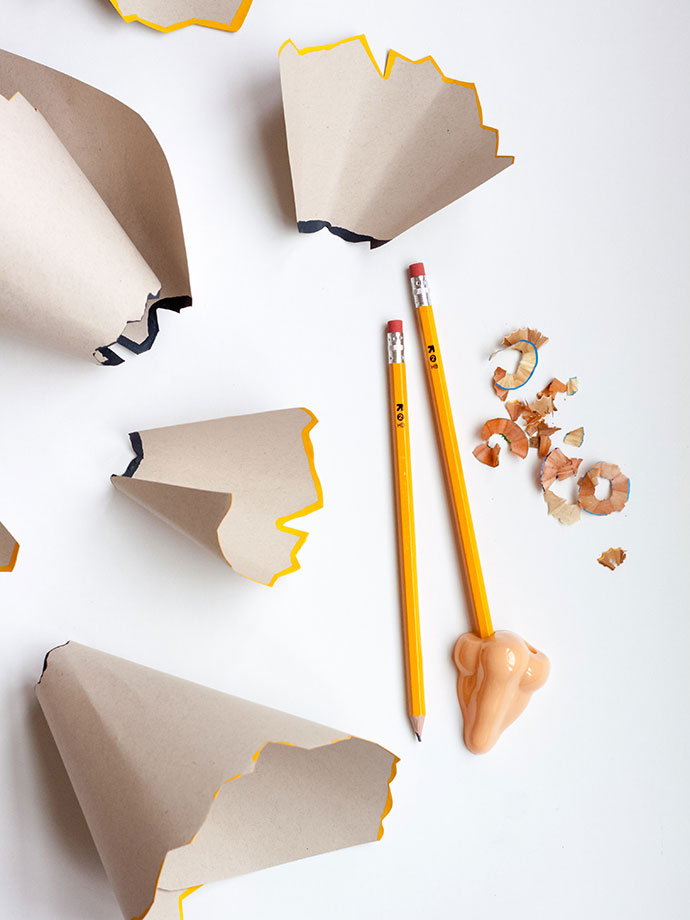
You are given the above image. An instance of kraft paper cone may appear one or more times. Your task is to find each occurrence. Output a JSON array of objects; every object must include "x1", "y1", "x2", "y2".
[
  {"x1": 279, "y1": 35, "x2": 513, "y2": 248},
  {"x1": 0, "y1": 521, "x2": 19, "y2": 571},
  {"x1": 36, "y1": 642, "x2": 398, "y2": 920},
  {"x1": 111, "y1": 408, "x2": 322, "y2": 585},
  {"x1": 0, "y1": 49, "x2": 191, "y2": 364},
  {"x1": 109, "y1": 0, "x2": 254, "y2": 32}
]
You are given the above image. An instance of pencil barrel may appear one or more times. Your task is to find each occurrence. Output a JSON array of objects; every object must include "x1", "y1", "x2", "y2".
[
  {"x1": 414, "y1": 304, "x2": 494, "y2": 639},
  {"x1": 388, "y1": 362, "x2": 425, "y2": 719}
]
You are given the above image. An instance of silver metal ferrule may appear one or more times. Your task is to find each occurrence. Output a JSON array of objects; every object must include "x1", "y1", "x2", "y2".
[
  {"x1": 410, "y1": 274, "x2": 431, "y2": 308},
  {"x1": 387, "y1": 331, "x2": 404, "y2": 364}
]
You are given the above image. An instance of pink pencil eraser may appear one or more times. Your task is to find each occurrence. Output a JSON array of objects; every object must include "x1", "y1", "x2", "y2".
[
  {"x1": 408, "y1": 262, "x2": 426, "y2": 278},
  {"x1": 387, "y1": 320, "x2": 403, "y2": 334}
]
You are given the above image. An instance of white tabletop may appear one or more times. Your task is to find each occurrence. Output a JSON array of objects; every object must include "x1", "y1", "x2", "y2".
[{"x1": 1, "y1": 1, "x2": 688, "y2": 918}]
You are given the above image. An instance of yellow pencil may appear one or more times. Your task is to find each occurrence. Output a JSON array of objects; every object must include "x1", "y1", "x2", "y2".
[
  {"x1": 408, "y1": 264, "x2": 494, "y2": 640},
  {"x1": 386, "y1": 320, "x2": 425, "y2": 741}
]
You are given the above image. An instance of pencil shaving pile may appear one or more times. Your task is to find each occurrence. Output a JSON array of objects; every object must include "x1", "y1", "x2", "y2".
[{"x1": 474, "y1": 327, "x2": 630, "y2": 539}]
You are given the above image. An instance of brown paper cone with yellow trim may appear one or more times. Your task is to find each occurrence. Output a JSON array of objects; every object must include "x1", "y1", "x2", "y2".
[{"x1": 36, "y1": 642, "x2": 398, "y2": 920}]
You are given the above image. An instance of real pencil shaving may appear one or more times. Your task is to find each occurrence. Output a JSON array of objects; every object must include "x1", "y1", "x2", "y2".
[
  {"x1": 529, "y1": 434, "x2": 552, "y2": 458},
  {"x1": 566, "y1": 377, "x2": 579, "y2": 395},
  {"x1": 501, "y1": 328, "x2": 549, "y2": 351},
  {"x1": 0, "y1": 49, "x2": 190, "y2": 364},
  {"x1": 528, "y1": 395, "x2": 555, "y2": 417},
  {"x1": 473, "y1": 443, "x2": 501, "y2": 467},
  {"x1": 578, "y1": 462, "x2": 630, "y2": 516},
  {"x1": 597, "y1": 547, "x2": 627, "y2": 570},
  {"x1": 563, "y1": 427, "x2": 584, "y2": 447},
  {"x1": 491, "y1": 328, "x2": 548, "y2": 392},
  {"x1": 505, "y1": 400, "x2": 524, "y2": 421},
  {"x1": 279, "y1": 35, "x2": 513, "y2": 247},
  {"x1": 473, "y1": 418, "x2": 528, "y2": 466},
  {"x1": 111, "y1": 408, "x2": 322, "y2": 586},
  {"x1": 0, "y1": 522, "x2": 19, "y2": 571},
  {"x1": 543, "y1": 488, "x2": 581, "y2": 525},
  {"x1": 540, "y1": 448, "x2": 582, "y2": 491},
  {"x1": 493, "y1": 368, "x2": 509, "y2": 401},
  {"x1": 108, "y1": 0, "x2": 254, "y2": 32},
  {"x1": 521, "y1": 409, "x2": 545, "y2": 436},
  {"x1": 536, "y1": 378, "x2": 568, "y2": 399},
  {"x1": 36, "y1": 643, "x2": 398, "y2": 920}
]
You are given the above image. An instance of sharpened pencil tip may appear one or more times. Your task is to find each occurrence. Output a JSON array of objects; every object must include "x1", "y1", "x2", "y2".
[{"x1": 410, "y1": 715, "x2": 425, "y2": 741}]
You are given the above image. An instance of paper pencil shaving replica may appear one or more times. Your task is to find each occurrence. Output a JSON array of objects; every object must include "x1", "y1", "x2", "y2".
[
  {"x1": 0, "y1": 522, "x2": 19, "y2": 571},
  {"x1": 454, "y1": 631, "x2": 550, "y2": 755},
  {"x1": 108, "y1": 0, "x2": 254, "y2": 33},
  {"x1": 36, "y1": 643, "x2": 398, "y2": 920},
  {"x1": 0, "y1": 49, "x2": 190, "y2": 364},
  {"x1": 279, "y1": 35, "x2": 513, "y2": 248},
  {"x1": 112, "y1": 408, "x2": 322, "y2": 585}
]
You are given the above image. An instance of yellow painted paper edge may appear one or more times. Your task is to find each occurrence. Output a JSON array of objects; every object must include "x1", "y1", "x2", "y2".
[
  {"x1": 135, "y1": 736, "x2": 396, "y2": 920},
  {"x1": 215, "y1": 408, "x2": 323, "y2": 587},
  {"x1": 377, "y1": 756, "x2": 399, "y2": 840},
  {"x1": 109, "y1": 0, "x2": 253, "y2": 33},
  {"x1": 278, "y1": 34, "x2": 513, "y2": 163},
  {"x1": 265, "y1": 408, "x2": 323, "y2": 586},
  {"x1": 0, "y1": 541, "x2": 19, "y2": 572}
]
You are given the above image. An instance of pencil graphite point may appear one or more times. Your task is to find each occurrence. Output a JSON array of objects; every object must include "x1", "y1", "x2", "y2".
[{"x1": 410, "y1": 715, "x2": 425, "y2": 741}]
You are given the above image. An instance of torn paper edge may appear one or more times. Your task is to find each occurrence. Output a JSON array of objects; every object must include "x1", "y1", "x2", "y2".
[
  {"x1": 136, "y1": 740, "x2": 398, "y2": 920},
  {"x1": 279, "y1": 34, "x2": 513, "y2": 249},
  {"x1": 96, "y1": 293, "x2": 192, "y2": 366},
  {"x1": 108, "y1": 0, "x2": 254, "y2": 32},
  {"x1": 118, "y1": 410, "x2": 324, "y2": 587}
]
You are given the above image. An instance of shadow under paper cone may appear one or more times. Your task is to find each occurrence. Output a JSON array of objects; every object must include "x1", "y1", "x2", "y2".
[
  {"x1": 250, "y1": 75, "x2": 296, "y2": 229},
  {"x1": 26, "y1": 694, "x2": 113, "y2": 919}
]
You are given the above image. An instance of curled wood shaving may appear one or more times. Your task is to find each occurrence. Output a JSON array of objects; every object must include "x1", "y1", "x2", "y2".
[
  {"x1": 541, "y1": 448, "x2": 583, "y2": 491},
  {"x1": 578, "y1": 463, "x2": 630, "y2": 515},
  {"x1": 501, "y1": 328, "x2": 549, "y2": 350},
  {"x1": 473, "y1": 443, "x2": 501, "y2": 467},
  {"x1": 597, "y1": 547, "x2": 627, "y2": 570},
  {"x1": 491, "y1": 328, "x2": 548, "y2": 393},
  {"x1": 474, "y1": 418, "x2": 529, "y2": 466},
  {"x1": 566, "y1": 377, "x2": 578, "y2": 395}
]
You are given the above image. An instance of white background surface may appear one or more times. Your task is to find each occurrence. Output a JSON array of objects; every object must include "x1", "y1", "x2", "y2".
[{"x1": 1, "y1": 1, "x2": 689, "y2": 918}]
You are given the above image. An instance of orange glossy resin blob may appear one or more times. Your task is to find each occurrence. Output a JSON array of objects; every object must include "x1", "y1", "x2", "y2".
[{"x1": 453, "y1": 630, "x2": 549, "y2": 754}]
